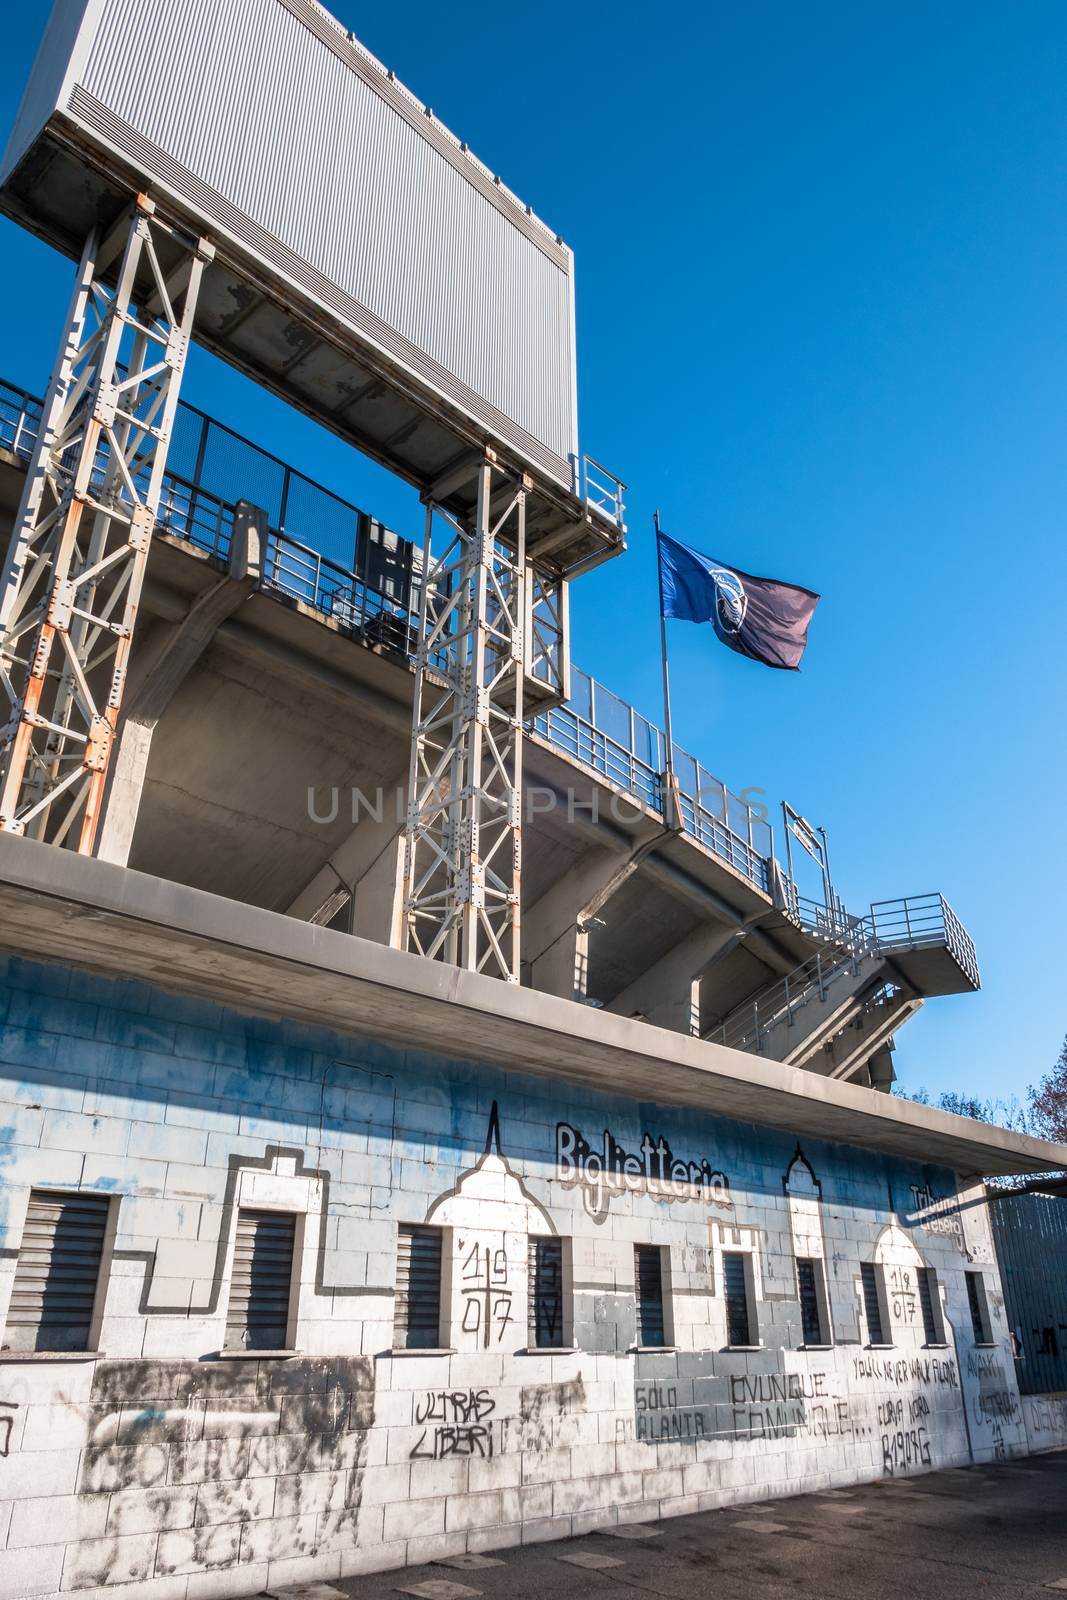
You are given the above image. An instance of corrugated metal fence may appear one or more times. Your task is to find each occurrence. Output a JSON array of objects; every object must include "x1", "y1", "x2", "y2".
[{"x1": 990, "y1": 1190, "x2": 1067, "y2": 1395}]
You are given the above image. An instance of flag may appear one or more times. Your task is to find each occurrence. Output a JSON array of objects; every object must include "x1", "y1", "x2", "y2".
[{"x1": 657, "y1": 532, "x2": 820, "y2": 671}]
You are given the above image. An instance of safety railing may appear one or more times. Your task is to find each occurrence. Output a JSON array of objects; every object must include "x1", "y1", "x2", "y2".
[
  {"x1": 529, "y1": 663, "x2": 772, "y2": 892},
  {"x1": 1, "y1": 373, "x2": 770, "y2": 891},
  {"x1": 868, "y1": 893, "x2": 980, "y2": 989},
  {"x1": 709, "y1": 891, "x2": 978, "y2": 1056},
  {"x1": 0, "y1": 376, "x2": 37, "y2": 463},
  {"x1": 705, "y1": 935, "x2": 876, "y2": 1053},
  {"x1": 581, "y1": 454, "x2": 626, "y2": 527},
  {"x1": 783, "y1": 884, "x2": 867, "y2": 948}
]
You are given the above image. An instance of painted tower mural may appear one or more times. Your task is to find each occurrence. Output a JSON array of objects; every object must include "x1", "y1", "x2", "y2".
[{"x1": 0, "y1": 956, "x2": 1026, "y2": 1598}]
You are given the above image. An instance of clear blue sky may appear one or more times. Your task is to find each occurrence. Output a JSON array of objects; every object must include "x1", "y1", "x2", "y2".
[{"x1": 2, "y1": 2, "x2": 1064, "y2": 1104}]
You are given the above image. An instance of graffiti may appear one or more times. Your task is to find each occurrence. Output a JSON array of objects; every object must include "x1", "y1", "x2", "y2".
[
  {"x1": 731, "y1": 1372, "x2": 828, "y2": 1404},
  {"x1": 69, "y1": 1357, "x2": 375, "y2": 1585},
  {"x1": 457, "y1": 1239, "x2": 513, "y2": 1348},
  {"x1": 410, "y1": 1389, "x2": 499, "y2": 1460},
  {"x1": 888, "y1": 1266, "x2": 918, "y2": 1326},
  {"x1": 909, "y1": 1184, "x2": 965, "y2": 1250},
  {"x1": 556, "y1": 1121, "x2": 730, "y2": 1220},
  {"x1": 881, "y1": 1425, "x2": 931, "y2": 1475},
  {"x1": 853, "y1": 1354, "x2": 958, "y2": 1389},
  {"x1": 966, "y1": 1350, "x2": 1019, "y2": 1427},
  {"x1": 0, "y1": 1400, "x2": 17, "y2": 1457}
]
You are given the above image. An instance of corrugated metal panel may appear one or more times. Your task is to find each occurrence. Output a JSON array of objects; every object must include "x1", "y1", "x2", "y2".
[
  {"x1": 3, "y1": 1190, "x2": 109, "y2": 1353},
  {"x1": 860, "y1": 1262, "x2": 885, "y2": 1344},
  {"x1": 225, "y1": 1208, "x2": 295, "y2": 1350},
  {"x1": 991, "y1": 1191, "x2": 1067, "y2": 1394},
  {"x1": 1, "y1": 0, "x2": 96, "y2": 180},
  {"x1": 527, "y1": 1235, "x2": 563, "y2": 1348},
  {"x1": 723, "y1": 1251, "x2": 752, "y2": 1347},
  {"x1": 634, "y1": 1244, "x2": 665, "y2": 1348},
  {"x1": 65, "y1": 0, "x2": 576, "y2": 467},
  {"x1": 393, "y1": 1223, "x2": 442, "y2": 1350}
]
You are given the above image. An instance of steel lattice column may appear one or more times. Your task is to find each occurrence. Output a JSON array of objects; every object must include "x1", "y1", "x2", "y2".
[
  {"x1": 0, "y1": 196, "x2": 212, "y2": 852},
  {"x1": 403, "y1": 453, "x2": 529, "y2": 982}
]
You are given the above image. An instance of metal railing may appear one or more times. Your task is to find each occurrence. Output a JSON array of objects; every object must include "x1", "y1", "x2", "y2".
[
  {"x1": 707, "y1": 891, "x2": 978, "y2": 1056},
  {"x1": 530, "y1": 662, "x2": 773, "y2": 892},
  {"x1": 706, "y1": 936, "x2": 876, "y2": 1053},
  {"x1": 0, "y1": 373, "x2": 769, "y2": 893},
  {"x1": 581, "y1": 454, "x2": 626, "y2": 527},
  {"x1": 869, "y1": 893, "x2": 980, "y2": 989}
]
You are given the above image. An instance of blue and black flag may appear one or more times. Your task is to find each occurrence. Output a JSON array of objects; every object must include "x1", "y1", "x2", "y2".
[{"x1": 657, "y1": 532, "x2": 819, "y2": 671}]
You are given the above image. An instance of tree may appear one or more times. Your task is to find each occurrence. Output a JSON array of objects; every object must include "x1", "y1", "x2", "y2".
[
  {"x1": 1029, "y1": 1034, "x2": 1067, "y2": 1144},
  {"x1": 894, "y1": 1085, "x2": 1034, "y2": 1134}
]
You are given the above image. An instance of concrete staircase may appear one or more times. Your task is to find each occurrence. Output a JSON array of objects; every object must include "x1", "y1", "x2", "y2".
[{"x1": 704, "y1": 891, "x2": 977, "y2": 1085}]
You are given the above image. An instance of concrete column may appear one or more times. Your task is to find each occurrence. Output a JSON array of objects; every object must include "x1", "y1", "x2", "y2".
[
  {"x1": 286, "y1": 763, "x2": 409, "y2": 943},
  {"x1": 96, "y1": 503, "x2": 262, "y2": 866},
  {"x1": 604, "y1": 922, "x2": 743, "y2": 1033}
]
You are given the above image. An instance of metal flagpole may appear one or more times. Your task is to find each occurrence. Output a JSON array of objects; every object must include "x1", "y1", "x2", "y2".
[{"x1": 654, "y1": 509, "x2": 681, "y2": 830}]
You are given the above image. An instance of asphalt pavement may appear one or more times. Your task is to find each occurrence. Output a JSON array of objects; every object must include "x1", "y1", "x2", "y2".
[{"x1": 259, "y1": 1449, "x2": 1067, "y2": 1600}]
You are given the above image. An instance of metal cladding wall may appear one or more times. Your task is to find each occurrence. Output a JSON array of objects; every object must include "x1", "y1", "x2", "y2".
[
  {"x1": 2, "y1": 0, "x2": 579, "y2": 486},
  {"x1": 990, "y1": 1190, "x2": 1067, "y2": 1395}
]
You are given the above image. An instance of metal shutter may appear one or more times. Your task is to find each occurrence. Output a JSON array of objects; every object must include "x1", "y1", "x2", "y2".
[
  {"x1": 634, "y1": 1244, "x2": 665, "y2": 1347},
  {"x1": 861, "y1": 1262, "x2": 885, "y2": 1343},
  {"x1": 966, "y1": 1272, "x2": 989, "y2": 1342},
  {"x1": 917, "y1": 1267, "x2": 940, "y2": 1343},
  {"x1": 226, "y1": 1209, "x2": 295, "y2": 1351},
  {"x1": 723, "y1": 1251, "x2": 752, "y2": 1346},
  {"x1": 528, "y1": 1236, "x2": 563, "y2": 1347},
  {"x1": 797, "y1": 1257, "x2": 823, "y2": 1344},
  {"x1": 4, "y1": 1190, "x2": 109, "y2": 1353},
  {"x1": 394, "y1": 1224, "x2": 442, "y2": 1349}
]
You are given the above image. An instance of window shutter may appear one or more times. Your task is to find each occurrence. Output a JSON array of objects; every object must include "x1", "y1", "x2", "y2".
[
  {"x1": 965, "y1": 1271, "x2": 990, "y2": 1343},
  {"x1": 3, "y1": 1190, "x2": 109, "y2": 1353},
  {"x1": 723, "y1": 1251, "x2": 752, "y2": 1346},
  {"x1": 917, "y1": 1267, "x2": 940, "y2": 1343},
  {"x1": 226, "y1": 1209, "x2": 296, "y2": 1350},
  {"x1": 394, "y1": 1224, "x2": 442, "y2": 1349},
  {"x1": 861, "y1": 1262, "x2": 885, "y2": 1343},
  {"x1": 634, "y1": 1244, "x2": 666, "y2": 1347},
  {"x1": 528, "y1": 1236, "x2": 563, "y2": 1347},
  {"x1": 797, "y1": 1257, "x2": 824, "y2": 1345}
]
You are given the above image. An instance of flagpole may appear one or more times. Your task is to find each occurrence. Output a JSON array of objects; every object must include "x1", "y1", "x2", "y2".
[{"x1": 654, "y1": 509, "x2": 680, "y2": 830}]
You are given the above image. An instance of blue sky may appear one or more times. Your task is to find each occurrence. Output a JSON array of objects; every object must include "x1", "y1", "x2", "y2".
[{"x1": 2, "y1": 2, "x2": 1064, "y2": 1104}]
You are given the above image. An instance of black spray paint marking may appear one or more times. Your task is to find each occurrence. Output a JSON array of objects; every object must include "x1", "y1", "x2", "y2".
[{"x1": 556, "y1": 1122, "x2": 731, "y2": 1221}]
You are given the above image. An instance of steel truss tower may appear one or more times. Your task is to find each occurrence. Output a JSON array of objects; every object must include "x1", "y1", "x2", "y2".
[
  {"x1": 403, "y1": 452, "x2": 530, "y2": 982},
  {"x1": 0, "y1": 196, "x2": 211, "y2": 852}
]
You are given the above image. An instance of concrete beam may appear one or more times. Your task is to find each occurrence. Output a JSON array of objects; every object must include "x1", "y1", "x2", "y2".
[
  {"x1": 96, "y1": 504, "x2": 264, "y2": 867},
  {"x1": 605, "y1": 923, "x2": 746, "y2": 1031},
  {"x1": 0, "y1": 831, "x2": 1061, "y2": 1177},
  {"x1": 286, "y1": 763, "x2": 409, "y2": 945},
  {"x1": 523, "y1": 827, "x2": 662, "y2": 1002}
]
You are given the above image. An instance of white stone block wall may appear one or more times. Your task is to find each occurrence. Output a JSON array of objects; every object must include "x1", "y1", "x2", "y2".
[{"x1": 0, "y1": 954, "x2": 1030, "y2": 1599}]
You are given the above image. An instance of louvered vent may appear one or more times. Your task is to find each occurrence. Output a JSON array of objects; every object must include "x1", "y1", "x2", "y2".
[
  {"x1": 393, "y1": 1224, "x2": 442, "y2": 1349},
  {"x1": 4, "y1": 1190, "x2": 109, "y2": 1353},
  {"x1": 861, "y1": 1261, "x2": 885, "y2": 1344},
  {"x1": 226, "y1": 1209, "x2": 296, "y2": 1351},
  {"x1": 634, "y1": 1244, "x2": 666, "y2": 1348},
  {"x1": 916, "y1": 1267, "x2": 938, "y2": 1343},
  {"x1": 723, "y1": 1251, "x2": 753, "y2": 1347},
  {"x1": 528, "y1": 1236, "x2": 563, "y2": 1347},
  {"x1": 797, "y1": 1257, "x2": 825, "y2": 1345}
]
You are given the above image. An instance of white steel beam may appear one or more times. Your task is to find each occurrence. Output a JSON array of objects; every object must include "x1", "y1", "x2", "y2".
[
  {"x1": 0, "y1": 196, "x2": 212, "y2": 853},
  {"x1": 402, "y1": 451, "x2": 528, "y2": 982}
]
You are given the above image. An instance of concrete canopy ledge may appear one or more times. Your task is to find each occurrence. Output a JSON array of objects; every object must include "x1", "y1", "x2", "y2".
[{"x1": 0, "y1": 834, "x2": 1062, "y2": 1179}]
